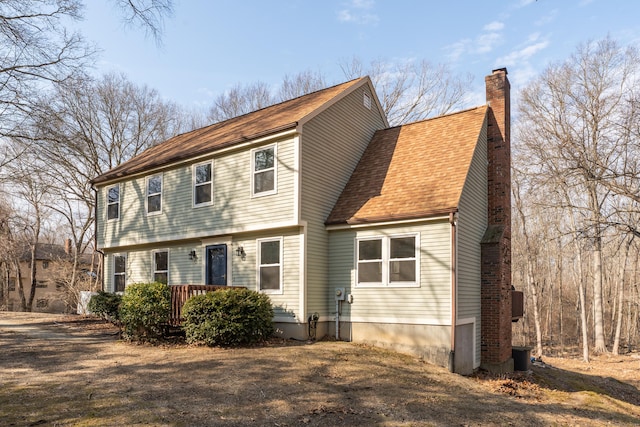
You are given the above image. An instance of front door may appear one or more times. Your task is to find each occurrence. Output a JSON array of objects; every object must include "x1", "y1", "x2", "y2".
[{"x1": 205, "y1": 244, "x2": 227, "y2": 286}]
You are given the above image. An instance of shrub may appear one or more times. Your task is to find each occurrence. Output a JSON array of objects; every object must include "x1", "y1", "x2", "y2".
[
  {"x1": 182, "y1": 287, "x2": 274, "y2": 346},
  {"x1": 88, "y1": 291, "x2": 122, "y2": 324},
  {"x1": 119, "y1": 282, "x2": 171, "y2": 340}
]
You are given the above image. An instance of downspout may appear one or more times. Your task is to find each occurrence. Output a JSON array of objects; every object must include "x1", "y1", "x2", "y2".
[
  {"x1": 448, "y1": 211, "x2": 458, "y2": 372},
  {"x1": 92, "y1": 185, "x2": 105, "y2": 292}
]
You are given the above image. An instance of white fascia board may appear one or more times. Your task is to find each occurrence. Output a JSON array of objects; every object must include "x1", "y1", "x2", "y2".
[
  {"x1": 94, "y1": 128, "x2": 299, "y2": 188},
  {"x1": 325, "y1": 215, "x2": 450, "y2": 231}
]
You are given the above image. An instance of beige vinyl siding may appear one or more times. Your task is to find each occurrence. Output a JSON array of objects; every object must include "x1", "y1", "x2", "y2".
[
  {"x1": 456, "y1": 119, "x2": 488, "y2": 366},
  {"x1": 103, "y1": 244, "x2": 211, "y2": 291},
  {"x1": 97, "y1": 136, "x2": 296, "y2": 250},
  {"x1": 103, "y1": 252, "x2": 114, "y2": 292},
  {"x1": 329, "y1": 221, "x2": 451, "y2": 323},
  {"x1": 103, "y1": 232, "x2": 301, "y2": 318},
  {"x1": 300, "y1": 83, "x2": 387, "y2": 318},
  {"x1": 230, "y1": 229, "x2": 302, "y2": 320}
]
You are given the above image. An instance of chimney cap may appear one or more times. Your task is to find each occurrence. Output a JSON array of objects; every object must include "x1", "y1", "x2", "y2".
[{"x1": 492, "y1": 67, "x2": 508, "y2": 75}]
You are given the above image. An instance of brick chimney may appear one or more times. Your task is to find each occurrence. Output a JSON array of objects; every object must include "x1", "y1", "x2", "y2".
[{"x1": 480, "y1": 68, "x2": 513, "y2": 372}]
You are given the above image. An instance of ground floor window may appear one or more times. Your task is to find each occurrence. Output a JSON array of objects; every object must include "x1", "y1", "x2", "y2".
[
  {"x1": 153, "y1": 250, "x2": 169, "y2": 284},
  {"x1": 356, "y1": 233, "x2": 419, "y2": 287},
  {"x1": 114, "y1": 254, "x2": 126, "y2": 292},
  {"x1": 257, "y1": 237, "x2": 282, "y2": 292}
]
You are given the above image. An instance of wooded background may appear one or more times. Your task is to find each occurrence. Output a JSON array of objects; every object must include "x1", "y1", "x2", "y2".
[{"x1": 1, "y1": 1, "x2": 638, "y2": 362}]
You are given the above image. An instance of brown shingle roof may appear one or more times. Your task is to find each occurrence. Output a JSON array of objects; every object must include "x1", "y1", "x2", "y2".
[
  {"x1": 326, "y1": 106, "x2": 488, "y2": 225},
  {"x1": 93, "y1": 77, "x2": 368, "y2": 184}
]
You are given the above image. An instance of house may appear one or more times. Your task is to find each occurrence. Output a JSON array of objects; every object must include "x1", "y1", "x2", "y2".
[
  {"x1": 4, "y1": 240, "x2": 94, "y2": 313},
  {"x1": 93, "y1": 68, "x2": 516, "y2": 374}
]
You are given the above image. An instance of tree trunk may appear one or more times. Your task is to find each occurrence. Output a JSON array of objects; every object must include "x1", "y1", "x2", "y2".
[
  {"x1": 14, "y1": 259, "x2": 26, "y2": 311},
  {"x1": 612, "y1": 238, "x2": 631, "y2": 355},
  {"x1": 557, "y1": 239, "x2": 565, "y2": 354},
  {"x1": 564, "y1": 193, "x2": 590, "y2": 362},
  {"x1": 27, "y1": 242, "x2": 37, "y2": 312},
  {"x1": 592, "y1": 235, "x2": 607, "y2": 353}
]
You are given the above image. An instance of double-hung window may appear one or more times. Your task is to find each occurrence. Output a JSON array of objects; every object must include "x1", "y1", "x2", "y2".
[
  {"x1": 153, "y1": 250, "x2": 168, "y2": 284},
  {"x1": 107, "y1": 184, "x2": 120, "y2": 220},
  {"x1": 257, "y1": 237, "x2": 282, "y2": 292},
  {"x1": 146, "y1": 174, "x2": 162, "y2": 214},
  {"x1": 114, "y1": 254, "x2": 126, "y2": 292},
  {"x1": 356, "y1": 234, "x2": 419, "y2": 287},
  {"x1": 252, "y1": 145, "x2": 276, "y2": 196},
  {"x1": 193, "y1": 161, "x2": 213, "y2": 206}
]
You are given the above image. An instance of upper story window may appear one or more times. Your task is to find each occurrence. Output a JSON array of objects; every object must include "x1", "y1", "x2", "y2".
[
  {"x1": 42, "y1": 261, "x2": 49, "y2": 269},
  {"x1": 107, "y1": 184, "x2": 120, "y2": 220},
  {"x1": 356, "y1": 233, "x2": 419, "y2": 287},
  {"x1": 252, "y1": 145, "x2": 277, "y2": 196},
  {"x1": 114, "y1": 254, "x2": 126, "y2": 292},
  {"x1": 257, "y1": 237, "x2": 282, "y2": 293},
  {"x1": 193, "y1": 161, "x2": 213, "y2": 206},
  {"x1": 146, "y1": 174, "x2": 162, "y2": 215},
  {"x1": 153, "y1": 250, "x2": 169, "y2": 284}
]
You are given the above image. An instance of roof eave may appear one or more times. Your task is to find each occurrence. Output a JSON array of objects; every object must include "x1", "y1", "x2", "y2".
[
  {"x1": 325, "y1": 207, "x2": 459, "y2": 228},
  {"x1": 91, "y1": 122, "x2": 299, "y2": 186}
]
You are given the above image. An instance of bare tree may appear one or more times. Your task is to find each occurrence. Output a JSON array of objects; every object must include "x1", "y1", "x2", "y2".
[
  {"x1": 110, "y1": 0, "x2": 174, "y2": 44},
  {"x1": 512, "y1": 167, "x2": 543, "y2": 357},
  {"x1": 340, "y1": 56, "x2": 473, "y2": 125},
  {"x1": 12, "y1": 73, "x2": 183, "y2": 297},
  {"x1": 277, "y1": 70, "x2": 326, "y2": 102},
  {"x1": 517, "y1": 37, "x2": 640, "y2": 354},
  {"x1": 3, "y1": 154, "x2": 53, "y2": 311},
  {"x1": 0, "y1": 0, "x2": 177, "y2": 168},
  {"x1": 208, "y1": 81, "x2": 274, "y2": 123},
  {"x1": 207, "y1": 70, "x2": 329, "y2": 123},
  {"x1": 0, "y1": 0, "x2": 92, "y2": 150}
]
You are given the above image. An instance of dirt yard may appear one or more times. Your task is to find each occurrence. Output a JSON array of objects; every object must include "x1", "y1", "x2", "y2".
[{"x1": 0, "y1": 312, "x2": 638, "y2": 426}]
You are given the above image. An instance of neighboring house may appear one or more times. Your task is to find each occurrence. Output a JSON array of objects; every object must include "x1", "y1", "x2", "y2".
[
  {"x1": 93, "y1": 69, "x2": 516, "y2": 374},
  {"x1": 5, "y1": 240, "x2": 91, "y2": 313}
]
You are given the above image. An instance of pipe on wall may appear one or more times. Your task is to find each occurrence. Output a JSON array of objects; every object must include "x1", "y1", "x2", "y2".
[{"x1": 448, "y1": 211, "x2": 458, "y2": 372}]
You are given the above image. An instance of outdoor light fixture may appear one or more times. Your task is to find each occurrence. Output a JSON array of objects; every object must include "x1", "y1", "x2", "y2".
[
  {"x1": 235, "y1": 246, "x2": 246, "y2": 258},
  {"x1": 189, "y1": 250, "x2": 197, "y2": 261}
]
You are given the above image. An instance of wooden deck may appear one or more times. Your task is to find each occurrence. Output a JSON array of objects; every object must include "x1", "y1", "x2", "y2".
[{"x1": 169, "y1": 285, "x2": 243, "y2": 326}]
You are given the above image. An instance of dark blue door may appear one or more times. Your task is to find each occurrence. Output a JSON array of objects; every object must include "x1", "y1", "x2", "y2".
[{"x1": 206, "y1": 244, "x2": 227, "y2": 286}]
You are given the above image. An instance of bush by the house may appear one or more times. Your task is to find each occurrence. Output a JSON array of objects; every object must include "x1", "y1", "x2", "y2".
[
  {"x1": 119, "y1": 282, "x2": 171, "y2": 340},
  {"x1": 87, "y1": 291, "x2": 122, "y2": 324},
  {"x1": 182, "y1": 287, "x2": 274, "y2": 346}
]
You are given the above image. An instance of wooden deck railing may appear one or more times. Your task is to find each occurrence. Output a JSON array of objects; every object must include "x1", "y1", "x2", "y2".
[{"x1": 169, "y1": 285, "x2": 243, "y2": 326}]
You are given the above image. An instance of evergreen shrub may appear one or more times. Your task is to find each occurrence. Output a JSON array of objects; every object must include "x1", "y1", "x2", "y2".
[
  {"x1": 182, "y1": 287, "x2": 274, "y2": 346},
  {"x1": 87, "y1": 291, "x2": 122, "y2": 324},
  {"x1": 119, "y1": 282, "x2": 171, "y2": 340}
]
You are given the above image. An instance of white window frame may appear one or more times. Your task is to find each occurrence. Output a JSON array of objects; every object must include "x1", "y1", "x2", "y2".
[
  {"x1": 256, "y1": 237, "x2": 283, "y2": 294},
  {"x1": 356, "y1": 237, "x2": 383, "y2": 287},
  {"x1": 152, "y1": 249, "x2": 169, "y2": 284},
  {"x1": 146, "y1": 174, "x2": 163, "y2": 215},
  {"x1": 107, "y1": 184, "x2": 120, "y2": 221},
  {"x1": 251, "y1": 144, "x2": 277, "y2": 197},
  {"x1": 355, "y1": 233, "x2": 420, "y2": 288},
  {"x1": 113, "y1": 254, "x2": 126, "y2": 293},
  {"x1": 193, "y1": 161, "x2": 213, "y2": 207}
]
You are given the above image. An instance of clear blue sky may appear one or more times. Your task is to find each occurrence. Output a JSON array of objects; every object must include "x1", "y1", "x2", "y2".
[{"x1": 75, "y1": 0, "x2": 640, "y2": 111}]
